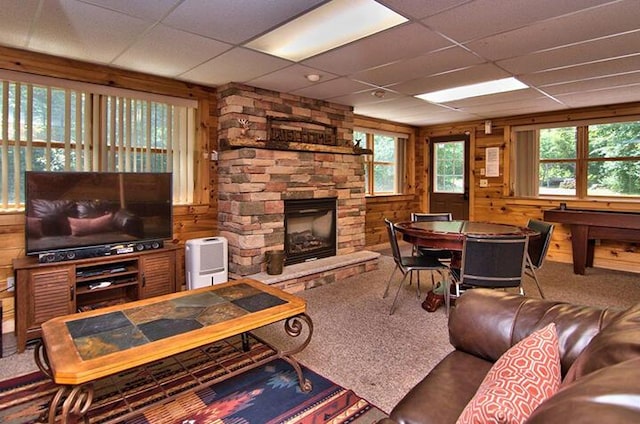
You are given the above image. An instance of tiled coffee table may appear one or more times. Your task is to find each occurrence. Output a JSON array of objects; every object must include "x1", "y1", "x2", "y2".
[{"x1": 34, "y1": 278, "x2": 313, "y2": 424}]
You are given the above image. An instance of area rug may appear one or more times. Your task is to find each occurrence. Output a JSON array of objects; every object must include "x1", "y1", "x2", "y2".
[{"x1": 0, "y1": 336, "x2": 386, "y2": 424}]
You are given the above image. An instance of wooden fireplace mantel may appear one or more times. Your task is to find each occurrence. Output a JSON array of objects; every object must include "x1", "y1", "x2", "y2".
[
  {"x1": 221, "y1": 137, "x2": 371, "y2": 155},
  {"x1": 221, "y1": 116, "x2": 372, "y2": 155}
]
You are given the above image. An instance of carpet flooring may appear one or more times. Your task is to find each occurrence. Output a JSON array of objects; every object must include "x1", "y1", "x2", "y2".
[
  {"x1": 0, "y1": 335, "x2": 386, "y2": 424},
  {"x1": 2, "y1": 243, "x2": 639, "y2": 415}
]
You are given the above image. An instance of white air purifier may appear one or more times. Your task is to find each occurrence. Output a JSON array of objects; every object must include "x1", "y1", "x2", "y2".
[{"x1": 185, "y1": 237, "x2": 228, "y2": 289}]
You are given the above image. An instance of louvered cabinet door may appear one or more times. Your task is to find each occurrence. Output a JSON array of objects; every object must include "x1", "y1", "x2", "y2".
[
  {"x1": 140, "y1": 250, "x2": 177, "y2": 299},
  {"x1": 16, "y1": 265, "x2": 74, "y2": 351}
]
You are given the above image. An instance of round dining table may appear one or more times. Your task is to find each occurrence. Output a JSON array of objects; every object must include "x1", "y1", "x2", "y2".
[
  {"x1": 394, "y1": 220, "x2": 539, "y2": 254},
  {"x1": 394, "y1": 220, "x2": 540, "y2": 313}
]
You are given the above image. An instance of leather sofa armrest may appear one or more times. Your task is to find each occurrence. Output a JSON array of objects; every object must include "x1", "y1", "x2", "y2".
[{"x1": 526, "y1": 357, "x2": 640, "y2": 423}]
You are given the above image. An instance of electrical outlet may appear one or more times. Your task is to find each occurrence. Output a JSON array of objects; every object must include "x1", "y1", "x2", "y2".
[
  {"x1": 479, "y1": 179, "x2": 488, "y2": 187},
  {"x1": 6, "y1": 276, "x2": 14, "y2": 292}
]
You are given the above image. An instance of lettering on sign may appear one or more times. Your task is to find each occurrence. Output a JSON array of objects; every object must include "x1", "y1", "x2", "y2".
[{"x1": 267, "y1": 117, "x2": 337, "y2": 146}]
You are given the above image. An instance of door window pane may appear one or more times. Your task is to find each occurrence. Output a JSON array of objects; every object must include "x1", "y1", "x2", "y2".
[{"x1": 434, "y1": 141, "x2": 464, "y2": 193}]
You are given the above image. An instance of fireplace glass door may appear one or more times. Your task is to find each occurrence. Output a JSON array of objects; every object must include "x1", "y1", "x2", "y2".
[{"x1": 284, "y1": 198, "x2": 337, "y2": 265}]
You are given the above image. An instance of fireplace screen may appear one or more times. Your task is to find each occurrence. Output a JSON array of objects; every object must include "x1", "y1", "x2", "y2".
[{"x1": 284, "y1": 198, "x2": 337, "y2": 265}]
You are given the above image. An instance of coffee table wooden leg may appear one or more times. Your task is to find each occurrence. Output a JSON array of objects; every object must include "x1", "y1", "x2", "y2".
[{"x1": 279, "y1": 313, "x2": 314, "y2": 392}]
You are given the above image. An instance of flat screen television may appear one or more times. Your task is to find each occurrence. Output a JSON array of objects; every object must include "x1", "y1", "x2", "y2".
[{"x1": 25, "y1": 171, "x2": 173, "y2": 257}]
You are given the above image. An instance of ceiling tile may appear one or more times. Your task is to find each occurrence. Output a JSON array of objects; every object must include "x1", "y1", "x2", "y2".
[
  {"x1": 328, "y1": 89, "x2": 405, "y2": 107},
  {"x1": 466, "y1": 0, "x2": 640, "y2": 61},
  {"x1": 541, "y1": 72, "x2": 640, "y2": 96},
  {"x1": 389, "y1": 63, "x2": 511, "y2": 96},
  {"x1": 164, "y1": 0, "x2": 325, "y2": 45},
  {"x1": 29, "y1": 0, "x2": 150, "y2": 63},
  {"x1": 0, "y1": 0, "x2": 40, "y2": 48},
  {"x1": 114, "y1": 25, "x2": 232, "y2": 77},
  {"x1": 291, "y1": 77, "x2": 373, "y2": 100},
  {"x1": 381, "y1": 0, "x2": 471, "y2": 20},
  {"x1": 497, "y1": 30, "x2": 640, "y2": 75},
  {"x1": 521, "y1": 55, "x2": 640, "y2": 87},
  {"x1": 301, "y1": 23, "x2": 451, "y2": 76},
  {"x1": 556, "y1": 84, "x2": 640, "y2": 108},
  {"x1": 179, "y1": 47, "x2": 291, "y2": 86},
  {"x1": 352, "y1": 46, "x2": 485, "y2": 87},
  {"x1": 247, "y1": 65, "x2": 338, "y2": 93},
  {"x1": 80, "y1": 0, "x2": 181, "y2": 21},
  {"x1": 452, "y1": 95, "x2": 563, "y2": 117},
  {"x1": 423, "y1": 0, "x2": 613, "y2": 43}
]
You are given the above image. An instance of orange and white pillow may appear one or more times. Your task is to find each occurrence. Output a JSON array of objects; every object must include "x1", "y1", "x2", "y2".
[{"x1": 456, "y1": 323, "x2": 561, "y2": 424}]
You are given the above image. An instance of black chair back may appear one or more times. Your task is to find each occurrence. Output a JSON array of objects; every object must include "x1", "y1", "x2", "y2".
[
  {"x1": 460, "y1": 235, "x2": 528, "y2": 289},
  {"x1": 411, "y1": 212, "x2": 452, "y2": 222},
  {"x1": 526, "y1": 219, "x2": 554, "y2": 268},
  {"x1": 384, "y1": 218, "x2": 403, "y2": 267}
]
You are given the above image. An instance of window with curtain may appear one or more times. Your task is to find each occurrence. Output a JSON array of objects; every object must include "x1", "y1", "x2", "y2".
[
  {"x1": 0, "y1": 75, "x2": 197, "y2": 210},
  {"x1": 354, "y1": 129, "x2": 406, "y2": 195},
  {"x1": 511, "y1": 118, "x2": 640, "y2": 198}
]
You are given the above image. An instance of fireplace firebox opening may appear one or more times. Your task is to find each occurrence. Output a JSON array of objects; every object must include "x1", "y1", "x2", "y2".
[{"x1": 284, "y1": 198, "x2": 337, "y2": 265}]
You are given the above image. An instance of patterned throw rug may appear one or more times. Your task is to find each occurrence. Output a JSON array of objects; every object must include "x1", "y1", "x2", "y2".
[{"x1": 0, "y1": 337, "x2": 386, "y2": 424}]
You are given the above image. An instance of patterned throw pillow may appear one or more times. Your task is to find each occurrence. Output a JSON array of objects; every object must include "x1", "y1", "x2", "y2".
[{"x1": 456, "y1": 323, "x2": 561, "y2": 424}]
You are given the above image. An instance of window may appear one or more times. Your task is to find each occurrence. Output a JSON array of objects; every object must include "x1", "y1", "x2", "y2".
[
  {"x1": 511, "y1": 118, "x2": 640, "y2": 198},
  {"x1": 0, "y1": 75, "x2": 197, "y2": 210},
  {"x1": 354, "y1": 129, "x2": 406, "y2": 195}
]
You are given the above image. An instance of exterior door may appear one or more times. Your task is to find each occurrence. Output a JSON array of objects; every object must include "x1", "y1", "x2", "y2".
[{"x1": 429, "y1": 135, "x2": 470, "y2": 220}]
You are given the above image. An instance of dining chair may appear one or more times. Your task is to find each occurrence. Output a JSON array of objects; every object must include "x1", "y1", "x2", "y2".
[
  {"x1": 383, "y1": 218, "x2": 449, "y2": 315},
  {"x1": 445, "y1": 235, "x2": 529, "y2": 314},
  {"x1": 410, "y1": 212, "x2": 453, "y2": 258},
  {"x1": 410, "y1": 212, "x2": 453, "y2": 289},
  {"x1": 525, "y1": 219, "x2": 555, "y2": 299}
]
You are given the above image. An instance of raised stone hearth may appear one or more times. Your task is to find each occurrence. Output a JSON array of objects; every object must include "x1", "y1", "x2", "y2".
[{"x1": 247, "y1": 251, "x2": 380, "y2": 293}]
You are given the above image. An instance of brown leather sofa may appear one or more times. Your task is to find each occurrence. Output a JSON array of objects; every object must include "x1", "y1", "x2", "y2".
[{"x1": 379, "y1": 289, "x2": 640, "y2": 424}]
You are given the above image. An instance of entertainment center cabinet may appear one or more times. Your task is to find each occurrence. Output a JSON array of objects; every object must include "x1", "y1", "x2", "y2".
[{"x1": 13, "y1": 243, "x2": 180, "y2": 353}]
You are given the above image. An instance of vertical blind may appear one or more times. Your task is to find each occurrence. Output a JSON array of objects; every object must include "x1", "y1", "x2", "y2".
[{"x1": 0, "y1": 78, "x2": 196, "y2": 209}]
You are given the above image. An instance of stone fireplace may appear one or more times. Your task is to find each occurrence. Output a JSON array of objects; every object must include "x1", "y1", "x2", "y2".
[
  {"x1": 218, "y1": 148, "x2": 366, "y2": 278},
  {"x1": 216, "y1": 83, "x2": 371, "y2": 281},
  {"x1": 284, "y1": 197, "x2": 337, "y2": 265}
]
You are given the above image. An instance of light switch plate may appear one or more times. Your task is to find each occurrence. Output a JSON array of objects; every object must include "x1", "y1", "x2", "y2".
[{"x1": 479, "y1": 179, "x2": 488, "y2": 187}]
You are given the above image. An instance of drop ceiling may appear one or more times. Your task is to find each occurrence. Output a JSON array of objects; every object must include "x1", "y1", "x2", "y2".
[{"x1": 1, "y1": 0, "x2": 639, "y2": 126}]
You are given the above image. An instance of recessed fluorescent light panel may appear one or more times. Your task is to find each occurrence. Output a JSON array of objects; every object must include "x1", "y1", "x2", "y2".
[
  {"x1": 245, "y1": 0, "x2": 408, "y2": 62},
  {"x1": 415, "y1": 77, "x2": 529, "y2": 103}
]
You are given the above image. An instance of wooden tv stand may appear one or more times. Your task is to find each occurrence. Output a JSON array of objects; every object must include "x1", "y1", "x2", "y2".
[{"x1": 13, "y1": 243, "x2": 180, "y2": 353}]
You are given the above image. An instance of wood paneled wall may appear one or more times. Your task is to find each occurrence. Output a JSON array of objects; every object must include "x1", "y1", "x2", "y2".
[{"x1": 0, "y1": 47, "x2": 219, "y2": 333}]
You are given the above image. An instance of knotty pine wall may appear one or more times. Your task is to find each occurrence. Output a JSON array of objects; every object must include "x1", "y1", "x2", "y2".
[
  {"x1": 0, "y1": 46, "x2": 219, "y2": 334},
  {"x1": 421, "y1": 101, "x2": 640, "y2": 274}
]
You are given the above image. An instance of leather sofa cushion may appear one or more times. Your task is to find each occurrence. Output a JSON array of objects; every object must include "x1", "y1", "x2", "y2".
[
  {"x1": 526, "y1": 357, "x2": 640, "y2": 423},
  {"x1": 563, "y1": 302, "x2": 640, "y2": 384},
  {"x1": 449, "y1": 289, "x2": 619, "y2": 376},
  {"x1": 388, "y1": 351, "x2": 493, "y2": 424}
]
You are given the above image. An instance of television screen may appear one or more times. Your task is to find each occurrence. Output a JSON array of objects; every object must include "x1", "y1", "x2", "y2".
[{"x1": 25, "y1": 171, "x2": 173, "y2": 256}]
